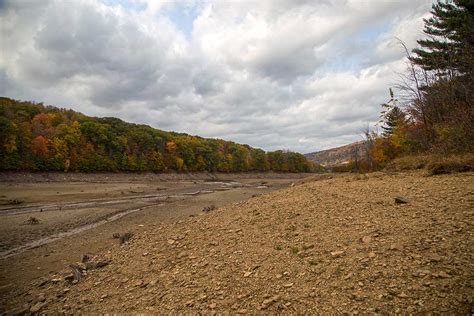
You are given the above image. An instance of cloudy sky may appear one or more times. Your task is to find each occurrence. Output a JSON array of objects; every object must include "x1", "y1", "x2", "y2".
[{"x1": 0, "y1": 0, "x2": 432, "y2": 153}]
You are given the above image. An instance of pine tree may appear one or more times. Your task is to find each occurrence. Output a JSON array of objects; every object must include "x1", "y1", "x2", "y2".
[
  {"x1": 382, "y1": 107, "x2": 406, "y2": 136},
  {"x1": 410, "y1": 0, "x2": 473, "y2": 78},
  {"x1": 379, "y1": 88, "x2": 406, "y2": 136}
]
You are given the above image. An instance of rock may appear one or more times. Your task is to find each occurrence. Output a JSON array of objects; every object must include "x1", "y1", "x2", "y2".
[
  {"x1": 237, "y1": 309, "x2": 248, "y2": 314},
  {"x1": 433, "y1": 271, "x2": 450, "y2": 278},
  {"x1": 369, "y1": 251, "x2": 376, "y2": 258},
  {"x1": 261, "y1": 295, "x2": 280, "y2": 309},
  {"x1": 331, "y1": 250, "x2": 344, "y2": 257},
  {"x1": 397, "y1": 292, "x2": 409, "y2": 298},
  {"x1": 283, "y1": 283, "x2": 294, "y2": 288},
  {"x1": 429, "y1": 253, "x2": 442, "y2": 262},
  {"x1": 95, "y1": 259, "x2": 110, "y2": 269},
  {"x1": 36, "y1": 277, "x2": 49, "y2": 287},
  {"x1": 394, "y1": 196, "x2": 409, "y2": 204},
  {"x1": 83, "y1": 258, "x2": 109, "y2": 270},
  {"x1": 112, "y1": 233, "x2": 121, "y2": 239},
  {"x1": 351, "y1": 293, "x2": 365, "y2": 301},
  {"x1": 69, "y1": 265, "x2": 82, "y2": 282},
  {"x1": 64, "y1": 273, "x2": 74, "y2": 282},
  {"x1": 202, "y1": 205, "x2": 217, "y2": 212},
  {"x1": 209, "y1": 302, "x2": 217, "y2": 309},
  {"x1": 134, "y1": 280, "x2": 147, "y2": 287},
  {"x1": 389, "y1": 243, "x2": 404, "y2": 251},
  {"x1": 84, "y1": 262, "x2": 95, "y2": 270},
  {"x1": 37, "y1": 294, "x2": 46, "y2": 302},
  {"x1": 81, "y1": 254, "x2": 91, "y2": 263},
  {"x1": 30, "y1": 302, "x2": 45, "y2": 313},
  {"x1": 244, "y1": 271, "x2": 252, "y2": 277},
  {"x1": 361, "y1": 236, "x2": 372, "y2": 244},
  {"x1": 119, "y1": 232, "x2": 133, "y2": 245},
  {"x1": 177, "y1": 251, "x2": 188, "y2": 259}
]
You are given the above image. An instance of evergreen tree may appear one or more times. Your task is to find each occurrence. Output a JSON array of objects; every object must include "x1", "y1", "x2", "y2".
[
  {"x1": 382, "y1": 107, "x2": 406, "y2": 136},
  {"x1": 410, "y1": 0, "x2": 474, "y2": 78},
  {"x1": 379, "y1": 88, "x2": 406, "y2": 136}
]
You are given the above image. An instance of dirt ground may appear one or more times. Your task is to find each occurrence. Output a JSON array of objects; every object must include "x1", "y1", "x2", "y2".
[
  {"x1": 0, "y1": 172, "x2": 307, "y2": 307},
  {"x1": 1, "y1": 171, "x2": 473, "y2": 314}
]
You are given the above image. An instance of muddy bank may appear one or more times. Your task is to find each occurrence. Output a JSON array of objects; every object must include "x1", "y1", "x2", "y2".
[{"x1": 0, "y1": 171, "x2": 311, "y2": 183}]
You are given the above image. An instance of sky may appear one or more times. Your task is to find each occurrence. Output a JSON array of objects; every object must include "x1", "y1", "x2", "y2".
[{"x1": 0, "y1": 0, "x2": 433, "y2": 153}]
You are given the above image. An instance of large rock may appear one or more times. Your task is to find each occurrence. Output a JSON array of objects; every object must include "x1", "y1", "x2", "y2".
[{"x1": 394, "y1": 196, "x2": 409, "y2": 204}]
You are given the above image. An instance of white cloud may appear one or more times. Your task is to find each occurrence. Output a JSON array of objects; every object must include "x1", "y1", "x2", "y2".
[{"x1": 0, "y1": 0, "x2": 433, "y2": 153}]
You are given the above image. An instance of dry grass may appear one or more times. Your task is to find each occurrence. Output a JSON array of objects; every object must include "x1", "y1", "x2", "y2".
[
  {"x1": 386, "y1": 153, "x2": 474, "y2": 175},
  {"x1": 425, "y1": 154, "x2": 474, "y2": 175}
]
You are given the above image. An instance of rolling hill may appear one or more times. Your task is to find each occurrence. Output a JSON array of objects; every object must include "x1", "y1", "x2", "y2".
[
  {"x1": 305, "y1": 141, "x2": 366, "y2": 166},
  {"x1": 0, "y1": 97, "x2": 314, "y2": 173}
]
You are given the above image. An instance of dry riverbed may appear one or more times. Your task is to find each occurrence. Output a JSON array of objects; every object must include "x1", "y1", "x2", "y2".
[
  {"x1": 0, "y1": 172, "x2": 307, "y2": 306},
  {"x1": 1, "y1": 171, "x2": 473, "y2": 314}
]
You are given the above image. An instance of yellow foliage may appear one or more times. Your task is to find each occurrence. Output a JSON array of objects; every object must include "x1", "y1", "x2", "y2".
[
  {"x1": 175, "y1": 157, "x2": 185, "y2": 171},
  {"x1": 4, "y1": 136, "x2": 17, "y2": 154},
  {"x1": 166, "y1": 141, "x2": 177, "y2": 153}
]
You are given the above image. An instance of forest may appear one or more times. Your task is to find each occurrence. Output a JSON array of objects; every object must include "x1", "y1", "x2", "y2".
[{"x1": 0, "y1": 98, "x2": 315, "y2": 173}]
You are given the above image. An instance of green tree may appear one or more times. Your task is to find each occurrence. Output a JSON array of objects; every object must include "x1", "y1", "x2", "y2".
[{"x1": 410, "y1": 0, "x2": 473, "y2": 78}]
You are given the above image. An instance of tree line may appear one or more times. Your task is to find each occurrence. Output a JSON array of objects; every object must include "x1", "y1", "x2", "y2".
[
  {"x1": 350, "y1": 0, "x2": 473, "y2": 171},
  {"x1": 0, "y1": 98, "x2": 316, "y2": 173}
]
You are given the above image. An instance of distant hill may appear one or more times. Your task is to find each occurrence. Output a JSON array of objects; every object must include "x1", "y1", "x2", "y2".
[
  {"x1": 0, "y1": 97, "x2": 314, "y2": 173},
  {"x1": 305, "y1": 141, "x2": 366, "y2": 166}
]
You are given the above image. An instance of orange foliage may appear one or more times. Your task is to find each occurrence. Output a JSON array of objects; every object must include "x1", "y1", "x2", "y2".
[{"x1": 31, "y1": 136, "x2": 49, "y2": 156}]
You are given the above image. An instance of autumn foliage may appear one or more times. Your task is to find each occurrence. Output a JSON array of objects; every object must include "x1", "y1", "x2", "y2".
[
  {"x1": 349, "y1": 1, "x2": 473, "y2": 172},
  {"x1": 0, "y1": 98, "x2": 315, "y2": 173}
]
